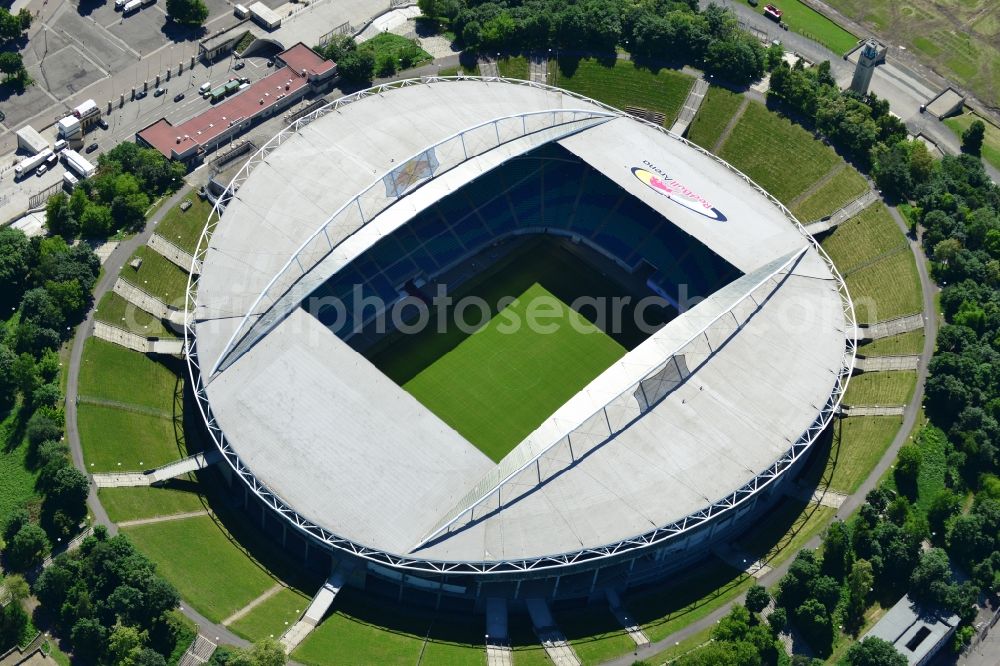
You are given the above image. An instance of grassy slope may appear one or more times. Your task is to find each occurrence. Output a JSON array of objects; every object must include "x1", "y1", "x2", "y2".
[
  {"x1": 827, "y1": 416, "x2": 901, "y2": 493},
  {"x1": 791, "y1": 167, "x2": 869, "y2": 223},
  {"x1": 945, "y1": 112, "x2": 1000, "y2": 172},
  {"x1": 844, "y1": 250, "x2": 923, "y2": 323},
  {"x1": 686, "y1": 86, "x2": 744, "y2": 150},
  {"x1": 230, "y1": 587, "x2": 311, "y2": 641},
  {"x1": 497, "y1": 56, "x2": 529, "y2": 80},
  {"x1": 820, "y1": 202, "x2": 904, "y2": 272},
  {"x1": 403, "y1": 283, "x2": 626, "y2": 462},
  {"x1": 718, "y1": 101, "x2": 840, "y2": 203},
  {"x1": 293, "y1": 589, "x2": 485, "y2": 666},
  {"x1": 119, "y1": 245, "x2": 190, "y2": 308},
  {"x1": 553, "y1": 58, "x2": 693, "y2": 126},
  {"x1": 94, "y1": 291, "x2": 176, "y2": 339},
  {"x1": 78, "y1": 404, "x2": 182, "y2": 472},
  {"x1": 124, "y1": 515, "x2": 278, "y2": 624},
  {"x1": 843, "y1": 371, "x2": 917, "y2": 406},
  {"x1": 78, "y1": 338, "x2": 180, "y2": 412},
  {"x1": 154, "y1": 195, "x2": 214, "y2": 255},
  {"x1": 98, "y1": 479, "x2": 205, "y2": 523},
  {"x1": 858, "y1": 330, "x2": 924, "y2": 356}
]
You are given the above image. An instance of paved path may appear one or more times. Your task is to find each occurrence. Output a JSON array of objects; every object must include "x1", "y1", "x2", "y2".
[
  {"x1": 600, "y1": 205, "x2": 939, "y2": 666},
  {"x1": 117, "y1": 510, "x2": 209, "y2": 528}
]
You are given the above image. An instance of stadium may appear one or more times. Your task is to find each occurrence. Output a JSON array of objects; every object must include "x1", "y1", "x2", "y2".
[{"x1": 185, "y1": 77, "x2": 856, "y2": 607}]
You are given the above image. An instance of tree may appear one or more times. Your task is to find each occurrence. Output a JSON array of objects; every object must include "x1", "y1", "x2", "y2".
[
  {"x1": 794, "y1": 598, "x2": 833, "y2": 656},
  {"x1": 6, "y1": 523, "x2": 50, "y2": 570},
  {"x1": 0, "y1": 227, "x2": 30, "y2": 308},
  {"x1": 910, "y1": 548, "x2": 957, "y2": 608},
  {"x1": 843, "y1": 636, "x2": 907, "y2": 666},
  {"x1": 0, "y1": 601, "x2": 29, "y2": 651},
  {"x1": 79, "y1": 203, "x2": 114, "y2": 238},
  {"x1": 894, "y1": 445, "x2": 921, "y2": 498},
  {"x1": 0, "y1": 51, "x2": 22, "y2": 81},
  {"x1": 0, "y1": 344, "x2": 16, "y2": 410},
  {"x1": 165, "y1": 0, "x2": 208, "y2": 26},
  {"x1": 107, "y1": 623, "x2": 147, "y2": 665},
  {"x1": 845, "y1": 559, "x2": 874, "y2": 631},
  {"x1": 767, "y1": 606, "x2": 787, "y2": 634},
  {"x1": 228, "y1": 639, "x2": 287, "y2": 666},
  {"x1": 822, "y1": 521, "x2": 853, "y2": 580},
  {"x1": 71, "y1": 618, "x2": 107, "y2": 663},
  {"x1": 337, "y1": 50, "x2": 375, "y2": 84},
  {"x1": 961, "y1": 120, "x2": 986, "y2": 157},
  {"x1": 744, "y1": 584, "x2": 770, "y2": 614}
]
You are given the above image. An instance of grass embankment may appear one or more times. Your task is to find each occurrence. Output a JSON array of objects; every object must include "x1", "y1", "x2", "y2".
[
  {"x1": 791, "y1": 167, "x2": 870, "y2": 223},
  {"x1": 686, "y1": 86, "x2": 744, "y2": 150},
  {"x1": 843, "y1": 371, "x2": 917, "y2": 406},
  {"x1": 94, "y1": 292, "x2": 176, "y2": 339},
  {"x1": 718, "y1": 101, "x2": 841, "y2": 203},
  {"x1": 945, "y1": 111, "x2": 1000, "y2": 172},
  {"x1": 155, "y1": 196, "x2": 214, "y2": 255},
  {"x1": 857, "y1": 330, "x2": 924, "y2": 356},
  {"x1": 120, "y1": 245, "x2": 190, "y2": 309},
  {"x1": 77, "y1": 338, "x2": 186, "y2": 472},
  {"x1": 552, "y1": 58, "x2": 694, "y2": 126}
]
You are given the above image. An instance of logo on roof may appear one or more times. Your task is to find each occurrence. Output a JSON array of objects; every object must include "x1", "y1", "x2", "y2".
[{"x1": 631, "y1": 165, "x2": 727, "y2": 222}]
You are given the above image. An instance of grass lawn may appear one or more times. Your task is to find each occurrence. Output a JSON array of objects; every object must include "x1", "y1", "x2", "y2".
[
  {"x1": 735, "y1": 498, "x2": 836, "y2": 568},
  {"x1": 98, "y1": 479, "x2": 205, "y2": 523},
  {"x1": 625, "y1": 558, "x2": 751, "y2": 643},
  {"x1": 552, "y1": 58, "x2": 694, "y2": 126},
  {"x1": 439, "y1": 63, "x2": 480, "y2": 76},
  {"x1": 644, "y1": 625, "x2": 713, "y2": 664},
  {"x1": 554, "y1": 606, "x2": 634, "y2": 665},
  {"x1": 510, "y1": 615, "x2": 553, "y2": 666},
  {"x1": 497, "y1": 56, "x2": 529, "y2": 79},
  {"x1": 0, "y1": 405, "x2": 39, "y2": 525},
  {"x1": 791, "y1": 166, "x2": 869, "y2": 223},
  {"x1": 915, "y1": 427, "x2": 947, "y2": 514},
  {"x1": 124, "y1": 515, "x2": 279, "y2": 624},
  {"x1": 844, "y1": 249, "x2": 923, "y2": 323},
  {"x1": 78, "y1": 404, "x2": 183, "y2": 472},
  {"x1": 120, "y1": 245, "x2": 190, "y2": 309},
  {"x1": 743, "y1": 0, "x2": 857, "y2": 54},
  {"x1": 945, "y1": 111, "x2": 1000, "y2": 172},
  {"x1": 94, "y1": 292, "x2": 176, "y2": 339},
  {"x1": 827, "y1": 416, "x2": 901, "y2": 493},
  {"x1": 844, "y1": 371, "x2": 917, "y2": 406},
  {"x1": 686, "y1": 85, "x2": 744, "y2": 150},
  {"x1": 154, "y1": 195, "x2": 214, "y2": 255},
  {"x1": 858, "y1": 330, "x2": 924, "y2": 357},
  {"x1": 230, "y1": 587, "x2": 311, "y2": 640},
  {"x1": 293, "y1": 589, "x2": 485, "y2": 666},
  {"x1": 78, "y1": 338, "x2": 180, "y2": 413},
  {"x1": 820, "y1": 202, "x2": 905, "y2": 274},
  {"x1": 718, "y1": 101, "x2": 841, "y2": 203},
  {"x1": 359, "y1": 33, "x2": 432, "y2": 69},
  {"x1": 403, "y1": 283, "x2": 626, "y2": 461}
]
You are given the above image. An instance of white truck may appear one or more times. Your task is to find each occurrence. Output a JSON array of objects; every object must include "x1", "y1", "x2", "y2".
[
  {"x1": 14, "y1": 148, "x2": 54, "y2": 180},
  {"x1": 61, "y1": 149, "x2": 97, "y2": 179},
  {"x1": 123, "y1": 0, "x2": 141, "y2": 15}
]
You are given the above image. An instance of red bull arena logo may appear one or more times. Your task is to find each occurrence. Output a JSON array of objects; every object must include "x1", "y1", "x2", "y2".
[{"x1": 631, "y1": 163, "x2": 727, "y2": 222}]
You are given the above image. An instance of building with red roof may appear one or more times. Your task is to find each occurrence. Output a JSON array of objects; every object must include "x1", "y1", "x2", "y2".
[{"x1": 137, "y1": 43, "x2": 336, "y2": 162}]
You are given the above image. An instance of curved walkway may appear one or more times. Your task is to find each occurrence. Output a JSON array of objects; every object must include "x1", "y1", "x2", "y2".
[
  {"x1": 62, "y1": 183, "x2": 251, "y2": 650},
  {"x1": 602, "y1": 207, "x2": 938, "y2": 665}
]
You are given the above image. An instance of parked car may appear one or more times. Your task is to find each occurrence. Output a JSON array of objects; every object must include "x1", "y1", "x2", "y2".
[
  {"x1": 98, "y1": 118, "x2": 109, "y2": 130},
  {"x1": 174, "y1": 92, "x2": 185, "y2": 102},
  {"x1": 36, "y1": 164, "x2": 47, "y2": 176},
  {"x1": 85, "y1": 143, "x2": 98, "y2": 153},
  {"x1": 234, "y1": 61, "x2": 245, "y2": 70},
  {"x1": 135, "y1": 90, "x2": 147, "y2": 100},
  {"x1": 266, "y1": 59, "x2": 274, "y2": 67},
  {"x1": 154, "y1": 87, "x2": 166, "y2": 97}
]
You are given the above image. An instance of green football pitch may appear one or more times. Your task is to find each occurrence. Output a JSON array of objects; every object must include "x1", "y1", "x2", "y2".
[{"x1": 403, "y1": 283, "x2": 627, "y2": 462}]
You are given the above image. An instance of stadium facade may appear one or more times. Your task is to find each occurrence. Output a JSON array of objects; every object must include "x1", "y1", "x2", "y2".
[{"x1": 185, "y1": 78, "x2": 856, "y2": 607}]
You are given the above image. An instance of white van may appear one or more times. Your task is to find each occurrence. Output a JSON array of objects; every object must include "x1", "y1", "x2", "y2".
[
  {"x1": 115, "y1": 0, "x2": 126, "y2": 9},
  {"x1": 199, "y1": 82, "x2": 212, "y2": 95},
  {"x1": 53, "y1": 139, "x2": 68, "y2": 152}
]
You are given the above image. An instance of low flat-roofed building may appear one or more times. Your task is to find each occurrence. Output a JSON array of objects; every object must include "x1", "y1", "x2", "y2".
[
  {"x1": 15, "y1": 126, "x2": 49, "y2": 156},
  {"x1": 137, "y1": 43, "x2": 335, "y2": 162},
  {"x1": 863, "y1": 594, "x2": 960, "y2": 666},
  {"x1": 249, "y1": 1, "x2": 281, "y2": 30}
]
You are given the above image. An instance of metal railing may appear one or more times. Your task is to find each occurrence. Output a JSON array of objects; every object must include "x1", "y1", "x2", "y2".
[
  {"x1": 208, "y1": 107, "x2": 616, "y2": 375},
  {"x1": 184, "y1": 76, "x2": 857, "y2": 575}
]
